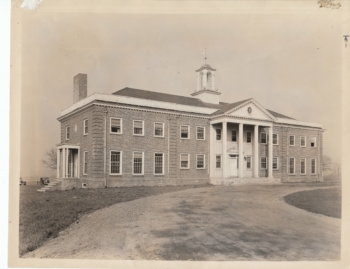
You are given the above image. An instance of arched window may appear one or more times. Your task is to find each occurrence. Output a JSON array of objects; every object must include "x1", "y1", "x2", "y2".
[
  {"x1": 207, "y1": 72, "x2": 212, "y2": 89},
  {"x1": 200, "y1": 72, "x2": 203, "y2": 89}
]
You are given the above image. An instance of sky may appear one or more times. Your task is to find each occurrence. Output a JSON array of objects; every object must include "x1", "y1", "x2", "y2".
[{"x1": 20, "y1": 11, "x2": 342, "y2": 178}]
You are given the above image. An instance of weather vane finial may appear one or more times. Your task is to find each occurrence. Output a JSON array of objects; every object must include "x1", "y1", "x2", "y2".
[{"x1": 204, "y1": 48, "x2": 207, "y2": 64}]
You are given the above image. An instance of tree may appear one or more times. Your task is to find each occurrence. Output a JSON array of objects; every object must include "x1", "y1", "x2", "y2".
[
  {"x1": 42, "y1": 148, "x2": 57, "y2": 171},
  {"x1": 322, "y1": 155, "x2": 333, "y2": 174}
]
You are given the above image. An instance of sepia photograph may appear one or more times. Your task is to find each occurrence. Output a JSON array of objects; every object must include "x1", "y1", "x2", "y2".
[{"x1": 8, "y1": 0, "x2": 350, "y2": 268}]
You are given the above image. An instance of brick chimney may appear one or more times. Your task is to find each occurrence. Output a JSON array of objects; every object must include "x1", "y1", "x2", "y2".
[{"x1": 73, "y1": 73, "x2": 87, "y2": 103}]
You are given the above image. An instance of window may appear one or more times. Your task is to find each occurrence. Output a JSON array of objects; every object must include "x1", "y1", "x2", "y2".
[
  {"x1": 133, "y1": 152, "x2": 144, "y2": 175},
  {"x1": 154, "y1": 122, "x2": 164, "y2": 137},
  {"x1": 216, "y1": 155, "x2": 221, "y2": 168},
  {"x1": 197, "y1": 127, "x2": 205, "y2": 140},
  {"x1": 246, "y1": 156, "x2": 252, "y2": 169},
  {"x1": 273, "y1": 157, "x2": 278, "y2": 170},
  {"x1": 83, "y1": 151, "x2": 88, "y2": 175},
  {"x1": 289, "y1": 158, "x2": 295, "y2": 174},
  {"x1": 310, "y1": 137, "x2": 317, "y2": 148},
  {"x1": 110, "y1": 151, "x2": 122, "y2": 175},
  {"x1": 133, "y1": 120, "x2": 144, "y2": 136},
  {"x1": 180, "y1": 125, "x2": 190, "y2": 139},
  {"x1": 180, "y1": 154, "x2": 190, "y2": 169},
  {"x1": 232, "y1": 130, "x2": 237, "y2": 142},
  {"x1": 311, "y1": 159, "x2": 317, "y2": 174},
  {"x1": 154, "y1": 153, "x2": 164, "y2": 175},
  {"x1": 301, "y1": 158, "x2": 306, "y2": 175},
  {"x1": 110, "y1": 118, "x2": 122, "y2": 134},
  {"x1": 66, "y1": 126, "x2": 70, "y2": 140},
  {"x1": 246, "y1": 132, "x2": 252, "y2": 143},
  {"x1": 260, "y1": 132, "x2": 267, "y2": 144},
  {"x1": 216, "y1": 129, "x2": 222, "y2": 141},
  {"x1": 260, "y1": 157, "x2": 267, "y2": 170},
  {"x1": 196, "y1": 154, "x2": 205, "y2": 169},
  {"x1": 84, "y1": 119, "x2": 88, "y2": 135},
  {"x1": 289, "y1": 135, "x2": 295, "y2": 146},
  {"x1": 273, "y1": 134, "x2": 278, "y2": 145},
  {"x1": 300, "y1": 136, "x2": 306, "y2": 147}
]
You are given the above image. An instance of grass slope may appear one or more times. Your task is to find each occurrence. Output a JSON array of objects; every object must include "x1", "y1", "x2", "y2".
[
  {"x1": 284, "y1": 187, "x2": 341, "y2": 219},
  {"x1": 19, "y1": 184, "x2": 210, "y2": 256}
]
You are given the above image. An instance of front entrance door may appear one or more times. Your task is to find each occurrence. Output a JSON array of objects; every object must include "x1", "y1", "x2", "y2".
[{"x1": 228, "y1": 154, "x2": 238, "y2": 177}]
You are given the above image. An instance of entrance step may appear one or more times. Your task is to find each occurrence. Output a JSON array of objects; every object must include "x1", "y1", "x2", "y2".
[
  {"x1": 37, "y1": 179, "x2": 63, "y2": 192},
  {"x1": 210, "y1": 177, "x2": 281, "y2": 185}
]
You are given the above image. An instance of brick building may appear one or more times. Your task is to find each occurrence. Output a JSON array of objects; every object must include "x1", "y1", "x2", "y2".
[{"x1": 55, "y1": 63, "x2": 324, "y2": 189}]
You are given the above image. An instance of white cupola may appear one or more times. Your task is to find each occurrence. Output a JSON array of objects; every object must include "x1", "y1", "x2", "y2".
[{"x1": 191, "y1": 62, "x2": 221, "y2": 104}]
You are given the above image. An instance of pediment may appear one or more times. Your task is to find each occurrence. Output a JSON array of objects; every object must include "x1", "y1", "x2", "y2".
[{"x1": 226, "y1": 99, "x2": 275, "y2": 121}]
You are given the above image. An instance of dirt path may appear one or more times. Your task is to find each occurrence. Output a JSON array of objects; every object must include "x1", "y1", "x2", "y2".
[{"x1": 24, "y1": 184, "x2": 340, "y2": 260}]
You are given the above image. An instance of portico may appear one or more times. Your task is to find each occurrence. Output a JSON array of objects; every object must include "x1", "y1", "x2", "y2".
[
  {"x1": 57, "y1": 145, "x2": 80, "y2": 179},
  {"x1": 209, "y1": 117, "x2": 274, "y2": 182}
]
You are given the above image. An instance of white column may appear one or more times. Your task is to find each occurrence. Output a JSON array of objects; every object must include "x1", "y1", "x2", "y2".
[
  {"x1": 62, "y1": 148, "x2": 66, "y2": 178},
  {"x1": 268, "y1": 126, "x2": 274, "y2": 179},
  {"x1": 196, "y1": 73, "x2": 200, "y2": 91},
  {"x1": 254, "y1": 125, "x2": 259, "y2": 178},
  {"x1": 56, "y1": 149, "x2": 60, "y2": 178},
  {"x1": 222, "y1": 121, "x2": 227, "y2": 178},
  {"x1": 65, "y1": 148, "x2": 69, "y2": 178},
  {"x1": 209, "y1": 124, "x2": 215, "y2": 178},
  {"x1": 70, "y1": 150, "x2": 73, "y2": 178},
  {"x1": 239, "y1": 123, "x2": 244, "y2": 178},
  {"x1": 77, "y1": 149, "x2": 80, "y2": 178}
]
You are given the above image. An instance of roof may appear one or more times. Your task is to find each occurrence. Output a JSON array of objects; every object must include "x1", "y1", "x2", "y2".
[
  {"x1": 113, "y1": 87, "x2": 227, "y2": 109},
  {"x1": 195, "y1": 64, "x2": 216, "y2": 72},
  {"x1": 113, "y1": 87, "x2": 294, "y2": 119}
]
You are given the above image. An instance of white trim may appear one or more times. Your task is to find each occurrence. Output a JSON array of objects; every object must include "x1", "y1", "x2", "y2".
[
  {"x1": 273, "y1": 133, "x2": 278, "y2": 145},
  {"x1": 289, "y1": 158, "x2": 295, "y2": 175},
  {"x1": 180, "y1": 153, "x2": 190, "y2": 169},
  {"x1": 180, "y1": 125, "x2": 190, "y2": 139},
  {"x1": 300, "y1": 158, "x2": 306, "y2": 175},
  {"x1": 83, "y1": 151, "x2": 88, "y2": 175},
  {"x1": 310, "y1": 136, "x2": 317, "y2": 148},
  {"x1": 260, "y1": 156, "x2": 267, "y2": 170},
  {"x1": 60, "y1": 92, "x2": 218, "y2": 117},
  {"x1": 246, "y1": 131, "x2": 252, "y2": 143},
  {"x1": 260, "y1": 132, "x2": 267, "y2": 144},
  {"x1": 289, "y1": 135, "x2": 295, "y2": 146},
  {"x1": 133, "y1": 120, "x2": 144, "y2": 136},
  {"x1": 311, "y1": 158, "x2": 317, "y2": 175},
  {"x1": 196, "y1": 126, "x2": 206, "y2": 140},
  {"x1": 273, "y1": 157, "x2": 278, "y2": 170},
  {"x1": 196, "y1": 154, "x2": 205, "y2": 169},
  {"x1": 83, "y1": 119, "x2": 88, "y2": 135},
  {"x1": 154, "y1": 122, "x2": 165, "y2": 138},
  {"x1": 300, "y1": 136, "x2": 306, "y2": 147},
  {"x1": 154, "y1": 152, "x2": 165, "y2": 175},
  {"x1": 110, "y1": 117, "x2": 123, "y2": 134},
  {"x1": 110, "y1": 150, "x2": 122, "y2": 175},
  {"x1": 66, "y1": 126, "x2": 70, "y2": 140},
  {"x1": 132, "y1": 151, "x2": 144, "y2": 175},
  {"x1": 246, "y1": 155, "x2": 252, "y2": 170}
]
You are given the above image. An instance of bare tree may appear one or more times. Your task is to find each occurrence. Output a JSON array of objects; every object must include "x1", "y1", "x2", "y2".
[
  {"x1": 42, "y1": 147, "x2": 57, "y2": 171},
  {"x1": 322, "y1": 155, "x2": 333, "y2": 174}
]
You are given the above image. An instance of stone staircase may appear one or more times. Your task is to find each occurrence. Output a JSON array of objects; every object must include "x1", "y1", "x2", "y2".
[
  {"x1": 37, "y1": 179, "x2": 63, "y2": 192},
  {"x1": 210, "y1": 177, "x2": 281, "y2": 186}
]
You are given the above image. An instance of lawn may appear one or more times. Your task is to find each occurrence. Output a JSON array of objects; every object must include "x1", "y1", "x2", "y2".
[
  {"x1": 284, "y1": 187, "x2": 341, "y2": 219},
  {"x1": 19, "y1": 184, "x2": 211, "y2": 256}
]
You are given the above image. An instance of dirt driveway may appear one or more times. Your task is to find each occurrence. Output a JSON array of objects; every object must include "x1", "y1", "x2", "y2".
[{"x1": 24, "y1": 184, "x2": 340, "y2": 261}]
